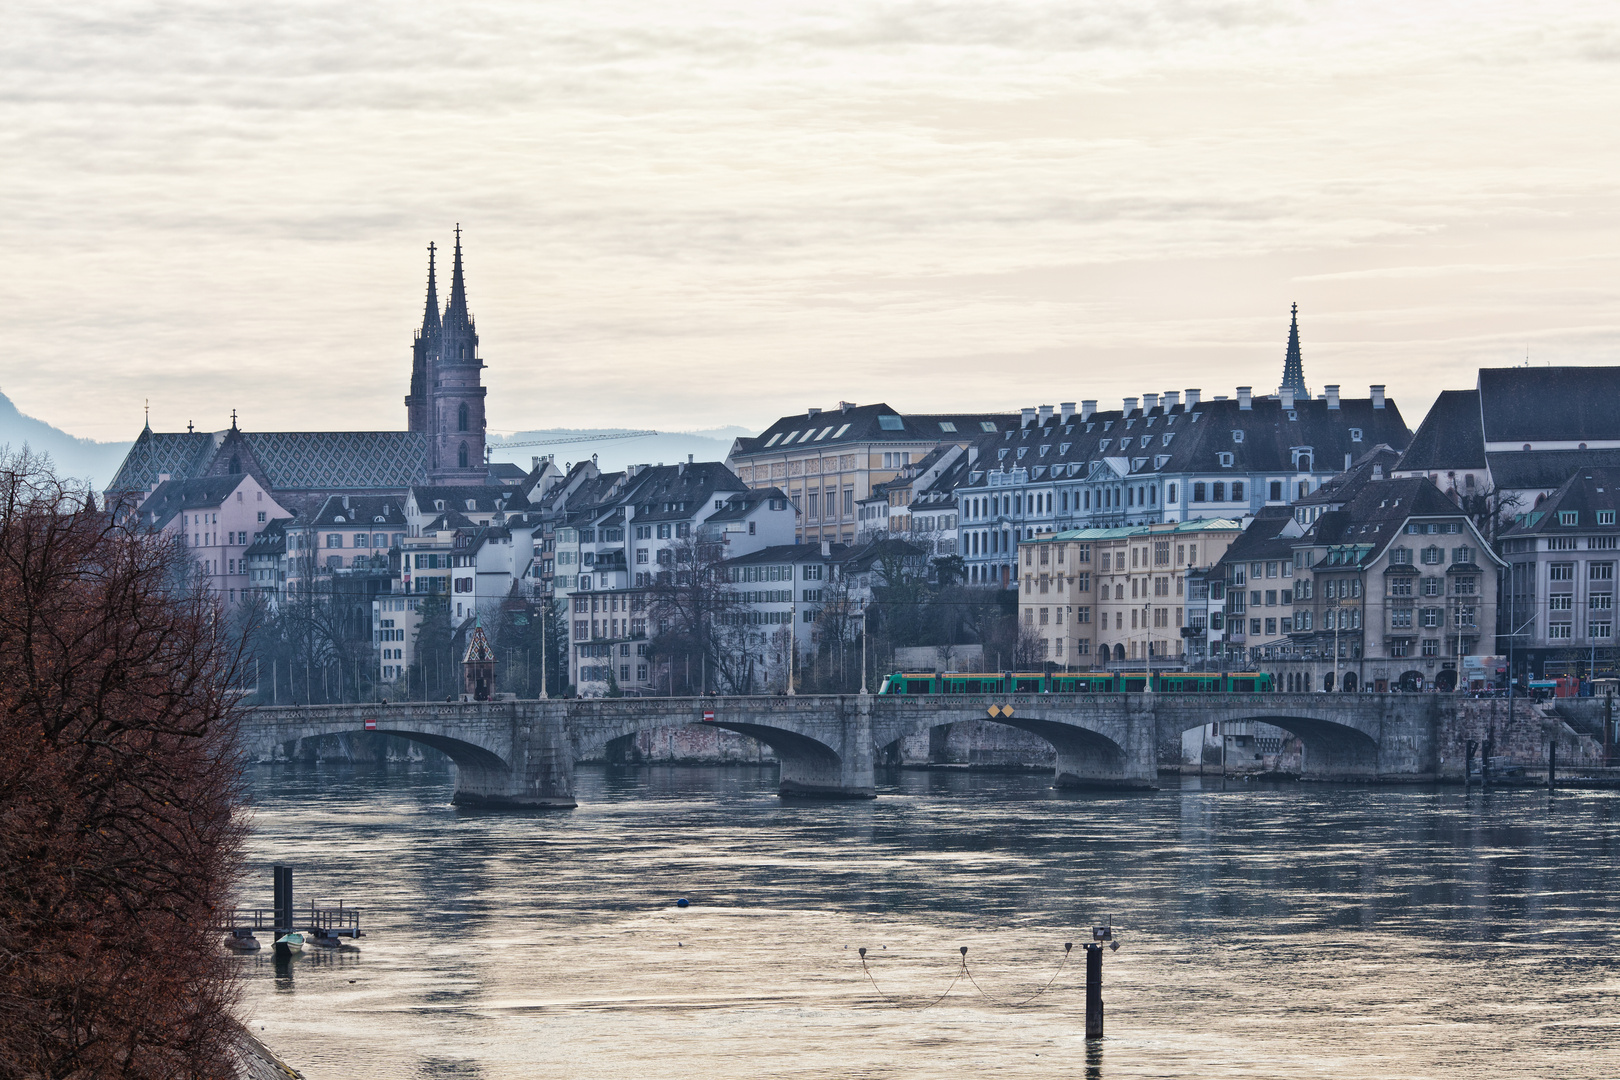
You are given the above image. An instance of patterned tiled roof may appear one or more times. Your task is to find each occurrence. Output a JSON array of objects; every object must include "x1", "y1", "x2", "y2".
[
  {"x1": 105, "y1": 429, "x2": 216, "y2": 499},
  {"x1": 244, "y1": 432, "x2": 430, "y2": 491}
]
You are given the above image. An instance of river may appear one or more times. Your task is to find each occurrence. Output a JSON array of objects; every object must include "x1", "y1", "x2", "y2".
[{"x1": 238, "y1": 763, "x2": 1620, "y2": 1079}]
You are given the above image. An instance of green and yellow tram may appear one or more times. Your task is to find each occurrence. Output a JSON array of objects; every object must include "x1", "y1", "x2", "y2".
[{"x1": 877, "y1": 670, "x2": 1275, "y2": 695}]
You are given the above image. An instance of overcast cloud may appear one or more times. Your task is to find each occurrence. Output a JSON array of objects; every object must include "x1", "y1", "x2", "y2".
[{"x1": 2, "y1": 0, "x2": 1617, "y2": 440}]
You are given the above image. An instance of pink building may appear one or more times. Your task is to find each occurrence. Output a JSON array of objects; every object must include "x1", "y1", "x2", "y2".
[{"x1": 134, "y1": 474, "x2": 291, "y2": 605}]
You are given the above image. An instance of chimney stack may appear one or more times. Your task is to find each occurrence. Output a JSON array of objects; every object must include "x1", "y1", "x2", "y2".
[
  {"x1": 1142, "y1": 392, "x2": 1159, "y2": 412},
  {"x1": 1162, "y1": 390, "x2": 1180, "y2": 409},
  {"x1": 1080, "y1": 400, "x2": 1097, "y2": 421},
  {"x1": 1059, "y1": 402, "x2": 1076, "y2": 423},
  {"x1": 1325, "y1": 385, "x2": 1341, "y2": 410},
  {"x1": 1122, "y1": 397, "x2": 1139, "y2": 415},
  {"x1": 1237, "y1": 386, "x2": 1252, "y2": 411},
  {"x1": 1022, "y1": 407, "x2": 1037, "y2": 428},
  {"x1": 839, "y1": 400, "x2": 855, "y2": 413},
  {"x1": 1280, "y1": 387, "x2": 1295, "y2": 410},
  {"x1": 1370, "y1": 384, "x2": 1386, "y2": 410},
  {"x1": 1038, "y1": 404, "x2": 1054, "y2": 424},
  {"x1": 807, "y1": 406, "x2": 821, "y2": 418},
  {"x1": 1184, "y1": 388, "x2": 1201, "y2": 407}
]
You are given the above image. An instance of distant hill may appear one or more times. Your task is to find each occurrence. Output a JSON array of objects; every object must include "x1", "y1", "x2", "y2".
[
  {"x1": 486, "y1": 426, "x2": 751, "y2": 475},
  {"x1": 0, "y1": 392, "x2": 131, "y2": 490}
]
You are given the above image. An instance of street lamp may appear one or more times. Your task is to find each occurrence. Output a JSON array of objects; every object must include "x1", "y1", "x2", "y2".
[{"x1": 859, "y1": 600, "x2": 870, "y2": 695}]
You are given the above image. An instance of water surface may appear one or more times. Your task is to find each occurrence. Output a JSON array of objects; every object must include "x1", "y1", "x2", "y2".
[{"x1": 240, "y1": 765, "x2": 1620, "y2": 1079}]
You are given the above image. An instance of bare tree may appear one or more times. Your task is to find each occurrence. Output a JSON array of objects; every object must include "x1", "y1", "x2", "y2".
[
  {"x1": 644, "y1": 535, "x2": 744, "y2": 693},
  {"x1": 0, "y1": 455, "x2": 247, "y2": 1079}
]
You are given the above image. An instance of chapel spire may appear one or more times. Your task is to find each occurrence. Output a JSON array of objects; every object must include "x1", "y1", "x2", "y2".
[
  {"x1": 1280, "y1": 302, "x2": 1308, "y2": 399},
  {"x1": 421, "y1": 241, "x2": 441, "y2": 333}
]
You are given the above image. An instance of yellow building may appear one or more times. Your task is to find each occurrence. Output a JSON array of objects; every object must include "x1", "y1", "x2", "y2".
[
  {"x1": 1019, "y1": 519, "x2": 1244, "y2": 667},
  {"x1": 728, "y1": 402, "x2": 1012, "y2": 545}
]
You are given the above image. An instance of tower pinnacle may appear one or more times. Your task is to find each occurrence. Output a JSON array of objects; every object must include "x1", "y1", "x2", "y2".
[
  {"x1": 421, "y1": 241, "x2": 441, "y2": 333},
  {"x1": 1280, "y1": 302, "x2": 1308, "y2": 399},
  {"x1": 445, "y1": 223, "x2": 469, "y2": 328}
]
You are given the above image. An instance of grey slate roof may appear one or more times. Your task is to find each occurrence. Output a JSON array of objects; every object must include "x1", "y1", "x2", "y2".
[
  {"x1": 1479, "y1": 366, "x2": 1620, "y2": 444},
  {"x1": 1296, "y1": 445, "x2": 1406, "y2": 509},
  {"x1": 1300, "y1": 477, "x2": 1472, "y2": 567},
  {"x1": 724, "y1": 542, "x2": 845, "y2": 566},
  {"x1": 1394, "y1": 389, "x2": 1485, "y2": 474},
  {"x1": 1485, "y1": 449, "x2": 1620, "y2": 493},
  {"x1": 732, "y1": 403, "x2": 1014, "y2": 458},
  {"x1": 136, "y1": 475, "x2": 250, "y2": 530},
  {"x1": 706, "y1": 487, "x2": 788, "y2": 523},
  {"x1": 1216, "y1": 505, "x2": 1299, "y2": 566},
  {"x1": 309, "y1": 495, "x2": 408, "y2": 529},
  {"x1": 1501, "y1": 467, "x2": 1620, "y2": 537}
]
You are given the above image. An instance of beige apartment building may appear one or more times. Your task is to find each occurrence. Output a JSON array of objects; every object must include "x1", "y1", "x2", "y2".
[
  {"x1": 1019, "y1": 519, "x2": 1245, "y2": 668},
  {"x1": 728, "y1": 402, "x2": 1013, "y2": 545}
]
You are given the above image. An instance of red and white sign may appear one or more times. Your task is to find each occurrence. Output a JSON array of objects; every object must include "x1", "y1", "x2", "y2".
[
  {"x1": 364, "y1": 717, "x2": 377, "y2": 731},
  {"x1": 701, "y1": 710, "x2": 715, "y2": 723}
]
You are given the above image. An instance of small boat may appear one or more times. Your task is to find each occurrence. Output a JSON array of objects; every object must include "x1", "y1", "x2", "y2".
[{"x1": 273, "y1": 932, "x2": 305, "y2": 954}]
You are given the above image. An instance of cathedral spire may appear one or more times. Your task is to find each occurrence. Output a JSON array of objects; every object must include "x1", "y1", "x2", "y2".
[
  {"x1": 445, "y1": 223, "x2": 469, "y2": 327},
  {"x1": 421, "y1": 241, "x2": 441, "y2": 333},
  {"x1": 1280, "y1": 302, "x2": 1308, "y2": 398}
]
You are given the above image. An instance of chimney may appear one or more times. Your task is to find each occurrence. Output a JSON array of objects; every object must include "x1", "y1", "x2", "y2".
[
  {"x1": 1162, "y1": 391, "x2": 1180, "y2": 409},
  {"x1": 820, "y1": 540, "x2": 831, "y2": 557},
  {"x1": 1370, "y1": 384, "x2": 1386, "y2": 410},
  {"x1": 1325, "y1": 384, "x2": 1340, "y2": 410},
  {"x1": 1184, "y1": 388, "x2": 1201, "y2": 407},
  {"x1": 807, "y1": 406, "x2": 822, "y2": 418},
  {"x1": 1022, "y1": 407, "x2": 1037, "y2": 428},
  {"x1": 1122, "y1": 396, "x2": 1138, "y2": 415},
  {"x1": 1038, "y1": 404, "x2": 1054, "y2": 424},
  {"x1": 1142, "y1": 392, "x2": 1159, "y2": 412},
  {"x1": 342, "y1": 495, "x2": 350, "y2": 510},
  {"x1": 1280, "y1": 387, "x2": 1295, "y2": 410},
  {"x1": 532, "y1": 456, "x2": 541, "y2": 470},
  {"x1": 1059, "y1": 402, "x2": 1076, "y2": 423},
  {"x1": 1237, "y1": 386, "x2": 1252, "y2": 411},
  {"x1": 839, "y1": 400, "x2": 856, "y2": 413},
  {"x1": 688, "y1": 453, "x2": 694, "y2": 464},
  {"x1": 1080, "y1": 400, "x2": 1097, "y2": 421},
  {"x1": 1372, "y1": 463, "x2": 1384, "y2": 480}
]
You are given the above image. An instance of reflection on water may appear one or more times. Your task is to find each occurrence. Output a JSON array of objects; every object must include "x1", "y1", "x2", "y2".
[{"x1": 238, "y1": 763, "x2": 1620, "y2": 1079}]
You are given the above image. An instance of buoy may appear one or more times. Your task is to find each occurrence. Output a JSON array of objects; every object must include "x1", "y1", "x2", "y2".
[
  {"x1": 960, "y1": 946, "x2": 968, "y2": 957},
  {"x1": 1064, "y1": 942, "x2": 1073, "y2": 953},
  {"x1": 859, "y1": 947, "x2": 867, "y2": 958},
  {"x1": 676, "y1": 898, "x2": 690, "y2": 908}
]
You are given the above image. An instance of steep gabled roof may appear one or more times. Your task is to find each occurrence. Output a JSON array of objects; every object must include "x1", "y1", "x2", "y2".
[
  {"x1": 732, "y1": 404, "x2": 1014, "y2": 457},
  {"x1": 1394, "y1": 389, "x2": 1485, "y2": 474},
  {"x1": 137, "y1": 475, "x2": 253, "y2": 530},
  {"x1": 1300, "y1": 477, "x2": 1476, "y2": 566},
  {"x1": 1501, "y1": 467, "x2": 1620, "y2": 537}
]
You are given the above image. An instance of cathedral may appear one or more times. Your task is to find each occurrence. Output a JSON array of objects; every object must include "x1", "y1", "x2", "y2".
[{"x1": 107, "y1": 229, "x2": 493, "y2": 514}]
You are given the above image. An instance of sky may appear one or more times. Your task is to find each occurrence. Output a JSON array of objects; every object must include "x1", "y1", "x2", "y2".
[{"x1": 3, "y1": 1, "x2": 1619, "y2": 443}]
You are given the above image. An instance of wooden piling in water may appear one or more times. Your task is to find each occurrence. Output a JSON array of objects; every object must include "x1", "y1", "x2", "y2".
[{"x1": 1085, "y1": 944, "x2": 1103, "y2": 1039}]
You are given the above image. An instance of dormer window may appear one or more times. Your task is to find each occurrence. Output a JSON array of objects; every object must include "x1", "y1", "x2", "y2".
[
  {"x1": 1039, "y1": 445, "x2": 1050, "y2": 456},
  {"x1": 1162, "y1": 433, "x2": 1174, "y2": 446},
  {"x1": 1125, "y1": 419, "x2": 1135, "y2": 429},
  {"x1": 1085, "y1": 423, "x2": 1095, "y2": 433},
  {"x1": 1118, "y1": 437, "x2": 1132, "y2": 450},
  {"x1": 1099, "y1": 439, "x2": 1111, "y2": 452},
  {"x1": 1190, "y1": 412, "x2": 1202, "y2": 423},
  {"x1": 1059, "y1": 443, "x2": 1071, "y2": 454},
  {"x1": 998, "y1": 449, "x2": 1009, "y2": 460},
  {"x1": 1103, "y1": 421, "x2": 1114, "y2": 432},
  {"x1": 1287, "y1": 410, "x2": 1298, "y2": 421},
  {"x1": 1232, "y1": 430, "x2": 1244, "y2": 443},
  {"x1": 764, "y1": 433, "x2": 782, "y2": 447},
  {"x1": 1350, "y1": 427, "x2": 1363, "y2": 442},
  {"x1": 1218, "y1": 452, "x2": 1234, "y2": 467}
]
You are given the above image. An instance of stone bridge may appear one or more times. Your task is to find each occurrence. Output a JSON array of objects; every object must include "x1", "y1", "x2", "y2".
[{"x1": 241, "y1": 691, "x2": 1460, "y2": 807}]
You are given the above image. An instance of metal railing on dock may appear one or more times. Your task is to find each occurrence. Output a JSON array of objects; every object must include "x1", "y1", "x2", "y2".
[{"x1": 220, "y1": 900, "x2": 362, "y2": 939}]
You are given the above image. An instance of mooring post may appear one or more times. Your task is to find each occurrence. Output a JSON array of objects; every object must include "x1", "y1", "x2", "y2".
[
  {"x1": 1482, "y1": 739, "x2": 1493, "y2": 789},
  {"x1": 1085, "y1": 943, "x2": 1103, "y2": 1039},
  {"x1": 1464, "y1": 740, "x2": 1477, "y2": 789},
  {"x1": 273, "y1": 865, "x2": 292, "y2": 935},
  {"x1": 1548, "y1": 741, "x2": 1556, "y2": 790}
]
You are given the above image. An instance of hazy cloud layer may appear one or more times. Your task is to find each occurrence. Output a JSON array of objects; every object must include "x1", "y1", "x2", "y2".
[{"x1": 2, "y1": 1, "x2": 1617, "y2": 439}]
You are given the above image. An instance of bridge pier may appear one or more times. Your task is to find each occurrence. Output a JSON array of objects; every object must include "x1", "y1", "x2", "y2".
[{"x1": 448, "y1": 702, "x2": 576, "y2": 809}]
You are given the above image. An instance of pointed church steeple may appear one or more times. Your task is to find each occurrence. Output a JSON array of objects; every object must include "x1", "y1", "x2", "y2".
[
  {"x1": 445, "y1": 223, "x2": 470, "y2": 328},
  {"x1": 421, "y1": 241, "x2": 441, "y2": 334},
  {"x1": 1280, "y1": 302, "x2": 1308, "y2": 399}
]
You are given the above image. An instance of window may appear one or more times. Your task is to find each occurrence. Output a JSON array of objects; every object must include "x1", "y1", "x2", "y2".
[
  {"x1": 458, "y1": 442, "x2": 468, "y2": 469},
  {"x1": 458, "y1": 403, "x2": 469, "y2": 431},
  {"x1": 327, "y1": 533, "x2": 343, "y2": 548},
  {"x1": 1550, "y1": 562, "x2": 1575, "y2": 581},
  {"x1": 1592, "y1": 562, "x2": 1615, "y2": 581},
  {"x1": 1423, "y1": 608, "x2": 1440, "y2": 628},
  {"x1": 1212, "y1": 481, "x2": 1226, "y2": 501},
  {"x1": 1390, "y1": 547, "x2": 1412, "y2": 565},
  {"x1": 257, "y1": 511, "x2": 266, "y2": 523},
  {"x1": 1270, "y1": 480, "x2": 1283, "y2": 501},
  {"x1": 1390, "y1": 579, "x2": 1412, "y2": 597},
  {"x1": 1452, "y1": 547, "x2": 1471, "y2": 564},
  {"x1": 1423, "y1": 577, "x2": 1441, "y2": 597},
  {"x1": 1422, "y1": 639, "x2": 1439, "y2": 656},
  {"x1": 1550, "y1": 594, "x2": 1573, "y2": 611},
  {"x1": 1232, "y1": 482, "x2": 1245, "y2": 501},
  {"x1": 1422, "y1": 546, "x2": 1442, "y2": 565},
  {"x1": 1391, "y1": 609, "x2": 1413, "y2": 628},
  {"x1": 1590, "y1": 594, "x2": 1613, "y2": 611},
  {"x1": 1560, "y1": 511, "x2": 1578, "y2": 526},
  {"x1": 1600, "y1": 511, "x2": 1617, "y2": 526},
  {"x1": 1549, "y1": 623, "x2": 1572, "y2": 639},
  {"x1": 1349, "y1": 427, "x2": 1363, "y2": 442},
  {"x1": 1193, "y1": 482, "x2": 1206, "y2": 502},
  {"x1": 1232, "y1": 430, "x2": 1244, "y2": 443},
  {"x1": 1218, "y1": 453, "x2": 1234, "y2": 468}
]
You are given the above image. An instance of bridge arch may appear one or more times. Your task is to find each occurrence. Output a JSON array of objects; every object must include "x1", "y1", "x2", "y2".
[
  {"x1": 874, "y1": 700, "x2": 1143, "y2": 789},
  {"x1": 1159, "y1": 702, "x2": 1381, "y2": 779}
]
